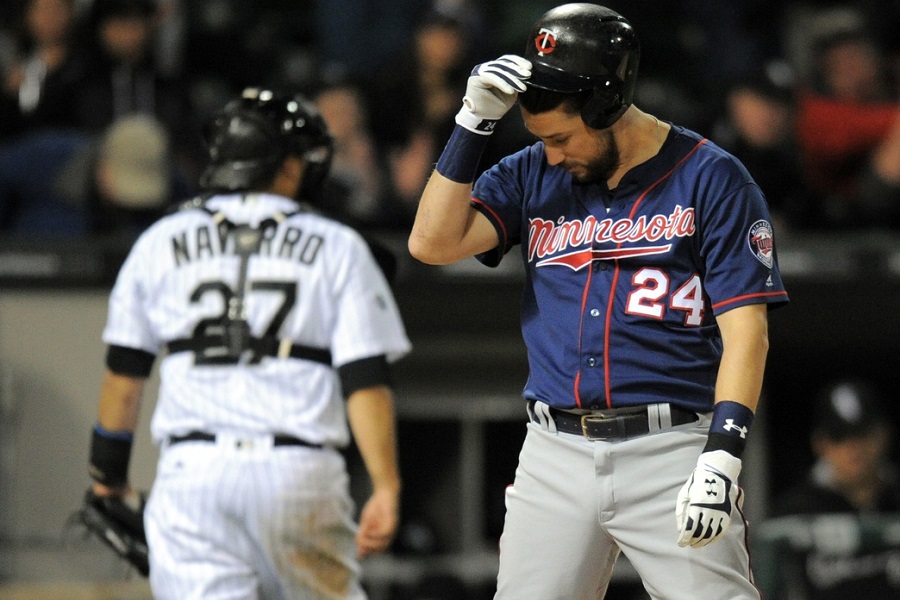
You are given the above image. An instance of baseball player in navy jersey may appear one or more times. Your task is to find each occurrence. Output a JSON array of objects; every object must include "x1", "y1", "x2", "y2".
[
  {"x1": 87, "y1": 88, "x2": 411, "y2": 599},
  {"x1": 409, "y1": 4, "x2": 788, "y2": 599}
]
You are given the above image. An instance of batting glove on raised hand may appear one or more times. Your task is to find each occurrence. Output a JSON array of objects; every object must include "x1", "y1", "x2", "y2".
[
  {"x1": 675, "y1": 450, "x2": 742, "y2": 548},
  {"x1": 456, "y1": 55, "x2": 531, "y2": 135}
]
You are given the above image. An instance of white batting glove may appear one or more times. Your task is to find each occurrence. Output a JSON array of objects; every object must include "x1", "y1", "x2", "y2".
[
  {"x1": 675, "y1": 450, "x2": 742, "y2": 548},
  {"x1": 455, "y1": 55, "x2": 531, "y2": 135}
]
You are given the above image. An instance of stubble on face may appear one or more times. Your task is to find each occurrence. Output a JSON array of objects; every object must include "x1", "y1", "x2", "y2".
[{"x1": 566, "y1": 128, "x2": 619, "y2": 184}]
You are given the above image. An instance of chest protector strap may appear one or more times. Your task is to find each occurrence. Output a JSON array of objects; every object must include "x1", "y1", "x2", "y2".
[{"x1": 166, "y1": 202, "x2": 332, "y2": 367}]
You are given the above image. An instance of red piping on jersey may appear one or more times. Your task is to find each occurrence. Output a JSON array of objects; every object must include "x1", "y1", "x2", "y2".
[
  {"x1": 573, "y1": 258, "x2": 595, "y2": 407},
  {"x1": 712, "y1": 290, "x2": 788, "y2": 311},
  {"x1": 471, "y1": 197, "x2": 508, "y2": 251},
  {"x1": 600, "y1": 138, "x2": 709, "y2": 408}
]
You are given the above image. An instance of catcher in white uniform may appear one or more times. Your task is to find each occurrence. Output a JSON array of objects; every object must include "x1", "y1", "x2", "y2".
[{"x1": 87, "y1": 88, "x2": 412, "y2": 599}]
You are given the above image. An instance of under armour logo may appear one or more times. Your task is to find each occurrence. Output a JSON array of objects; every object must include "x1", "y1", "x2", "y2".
[
  {"x1": 704, "y1": 479, "x2": 718, "y2": 497},
  {"x1": 722, "y1": 419, "x2": 748, "y2": 439}
]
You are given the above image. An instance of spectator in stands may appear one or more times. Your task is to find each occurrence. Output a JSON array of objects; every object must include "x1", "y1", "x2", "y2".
[
  {"x1": 71, "y1": 0, "x2": 200, "y2": 175},
  {"x1": 362, "y1": 6, "x2": 477, "y2": 226},
  {"x1": 0, "y1": 114, "x2": 192, "y2": 239},
  {"x1": 712, "y1": 60, "x2": 819, "y2": 233},
  {"x1": 794, "y1": 7, "x2": 900, "y2": 229},
  {"x1": 312, "y1": 76, "x2": 398, "y2": 229},
  {"x1": 0, "y1": 0, "x2": 86, "y2": 140},
  {"x1": 770, "y1": 377, "x2": 900, "y2": 599}
]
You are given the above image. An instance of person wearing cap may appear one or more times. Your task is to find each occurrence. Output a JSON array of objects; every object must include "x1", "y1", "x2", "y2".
[
  {"x1": 0, "y1": 114, "x2": 192, "y2": 238},
  {"x1": 70, "y1": 0, "x2": 200, "y2": 174},
  {"x1": 775, "y1": 378, "x2": 899, "y2": 514},
  {"x1": 767, "y1": 378, "x2": 900, "y2": 599}
]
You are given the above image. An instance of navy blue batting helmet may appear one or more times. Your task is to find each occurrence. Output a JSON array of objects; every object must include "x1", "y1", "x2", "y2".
[{"x1": 524, "y1": 3, "x2": 640, "y2": 129}]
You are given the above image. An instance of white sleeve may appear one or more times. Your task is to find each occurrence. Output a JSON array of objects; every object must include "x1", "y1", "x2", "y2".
[
  {"x1": 329, "y1": 234, "x2": 412, "y2": 367},
  {"x1": 102, "y1": 234, "x2": 162, "y2": 354}
]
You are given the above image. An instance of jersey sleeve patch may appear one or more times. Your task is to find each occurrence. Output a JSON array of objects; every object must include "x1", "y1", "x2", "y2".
[{"x1": 747, "y1": 220, "x2": 774, "y2": 268}]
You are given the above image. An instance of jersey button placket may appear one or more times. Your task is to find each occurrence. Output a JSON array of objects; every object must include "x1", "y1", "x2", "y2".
[{"x1": 587, "y1": 309, "x2": 601, "y2": 367}]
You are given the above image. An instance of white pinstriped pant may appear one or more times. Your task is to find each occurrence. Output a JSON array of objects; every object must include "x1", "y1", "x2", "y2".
[{"x1": 145, "y1": 438, "x2": 365, "y2": 600}]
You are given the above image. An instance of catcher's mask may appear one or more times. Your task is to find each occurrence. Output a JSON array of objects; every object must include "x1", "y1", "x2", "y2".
[
  {"x1": 199, "y1": 88, "x2": 334, "y2": 202},
  {"x1": 523, "y1": 3, "x2": 640, "y2": 129}
]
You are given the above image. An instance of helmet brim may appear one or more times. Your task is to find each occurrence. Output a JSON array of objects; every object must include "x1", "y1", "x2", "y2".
[{"x1": 527, "y1": 63, "x2": 599, "y2": 93}]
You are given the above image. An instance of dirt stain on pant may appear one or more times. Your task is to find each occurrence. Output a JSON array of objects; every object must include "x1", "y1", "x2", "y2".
[{"x1": 289, "y1": 547, "x2": 353, "y2": 598}]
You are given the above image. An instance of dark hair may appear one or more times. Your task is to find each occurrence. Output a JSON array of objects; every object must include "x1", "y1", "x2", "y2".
[{"x1": 519, "y1": 87, "x2": 591, "y2": 117}]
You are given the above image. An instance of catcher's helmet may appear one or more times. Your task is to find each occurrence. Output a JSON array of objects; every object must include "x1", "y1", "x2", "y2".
[
  {"x1": 199, "y1": 88, "x2": 333, "y2": 201},
  {"x1": 524, "y1": 3, "x2": 640, "y2": 129}
]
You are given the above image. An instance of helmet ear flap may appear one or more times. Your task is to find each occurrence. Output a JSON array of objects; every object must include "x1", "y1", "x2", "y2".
[{"x1": 581, "y1": 79, "x2": 627, "y2": 129}]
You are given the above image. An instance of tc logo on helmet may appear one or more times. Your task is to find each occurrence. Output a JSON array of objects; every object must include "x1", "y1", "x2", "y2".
[{"x1": 535, "y1": 29, "x2": 557, "y2": 56}]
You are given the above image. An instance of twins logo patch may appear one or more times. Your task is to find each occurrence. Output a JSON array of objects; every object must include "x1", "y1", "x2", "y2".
[{"x1": 747, "y1": 220, "x2": 774, "y2": 268}]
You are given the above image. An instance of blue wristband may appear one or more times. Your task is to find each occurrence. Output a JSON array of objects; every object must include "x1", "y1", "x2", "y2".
[
  {"x1": 94, "y1": 422, "x2": 134, "y2": 442},
  {"x1": 435, "y1": 125, "x2": 490, "y2": 184},
  {"x1": 704, "y1": 401, "x2": 754, "y2": 457}
]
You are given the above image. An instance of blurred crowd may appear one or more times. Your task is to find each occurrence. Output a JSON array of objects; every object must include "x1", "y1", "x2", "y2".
[{"x1": 0, "y1": 0, "x2": 898, "y2": 242}]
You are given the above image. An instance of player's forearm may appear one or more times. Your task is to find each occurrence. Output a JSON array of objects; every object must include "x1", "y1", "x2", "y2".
[
  {"x1": 89, "y1": 370, "x2": 145, "y2": 491},
  {"x1": 714, "y1": 304, "x2": 769, "y2": 412},
  {"x1": 346, "y1": 386, "x2": 402, "y2": 494},
  {"x1": 408, "y1": 170, "x2": 479, "y2": 265},
  {"x1": 97, "y1": 369, "x2": 145, "y2": 432}
]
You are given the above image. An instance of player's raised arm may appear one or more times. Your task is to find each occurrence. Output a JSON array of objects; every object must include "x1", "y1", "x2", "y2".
[{"x1": 408, "y1": 55, "x2": 531, "y2": 265}]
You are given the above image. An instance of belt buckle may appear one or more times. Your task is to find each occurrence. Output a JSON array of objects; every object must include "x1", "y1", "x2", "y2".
[
  {"x1": 219, "y1": 433, "x2": 273, "y2": 450},
  {"x1": 580, "y1": 413, "x2": 614, "y2": 441}
]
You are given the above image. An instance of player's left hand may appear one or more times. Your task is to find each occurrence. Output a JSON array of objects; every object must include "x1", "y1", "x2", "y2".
[
  {"x1": 456, "y1": 54, "x2": 531, "y2": 134},
  {"x1": 675, "y1": 450, "x2": 742, "y2": 548},
  {"x1": 355, "y1": 487, "x2": 399, "y2": 558}
]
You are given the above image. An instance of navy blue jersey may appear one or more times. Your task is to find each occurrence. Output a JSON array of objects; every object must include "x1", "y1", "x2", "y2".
[{"x1": 471, "y1": 125, "x2": 789, "y2": 412}]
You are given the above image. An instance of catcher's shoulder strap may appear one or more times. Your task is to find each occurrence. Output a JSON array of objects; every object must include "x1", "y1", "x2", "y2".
[{"x1": 166, "y1": 196, "x2": 332, "y2": 366}]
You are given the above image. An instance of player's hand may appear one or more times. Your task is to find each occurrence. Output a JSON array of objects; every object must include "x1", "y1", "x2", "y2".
[
  {"x1": 675, "y1": 450, "x2": 742, "y2": 548},
  {"x1": 456, "y1": 55, "x2": 531, "y2": 135},
  {"x1": 355, "y1": 487, "x2": 399, "y2": 558}
]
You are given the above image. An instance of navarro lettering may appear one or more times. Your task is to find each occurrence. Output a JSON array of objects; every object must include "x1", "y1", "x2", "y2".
[{"x1": 171, "y1": 223, "x2": 324, "y2": 267}]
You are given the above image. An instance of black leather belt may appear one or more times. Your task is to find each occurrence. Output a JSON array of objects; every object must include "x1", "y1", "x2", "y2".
[
  {"x1": 528, "y1": 400, "x2": 698, "y2": 440},
  {"x1": 168, "y1": 431, "x2": 322, "y2": 449}
]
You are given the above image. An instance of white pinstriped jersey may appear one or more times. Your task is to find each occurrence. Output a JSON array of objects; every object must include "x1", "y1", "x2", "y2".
[{"x1": 102, "y1": 192, "x2": 411, "y2": 447}]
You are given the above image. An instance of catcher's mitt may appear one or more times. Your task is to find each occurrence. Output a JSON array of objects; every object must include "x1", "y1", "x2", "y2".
[{"x1": 76, "y1": 488, "x2": 149, "y2": 577}]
